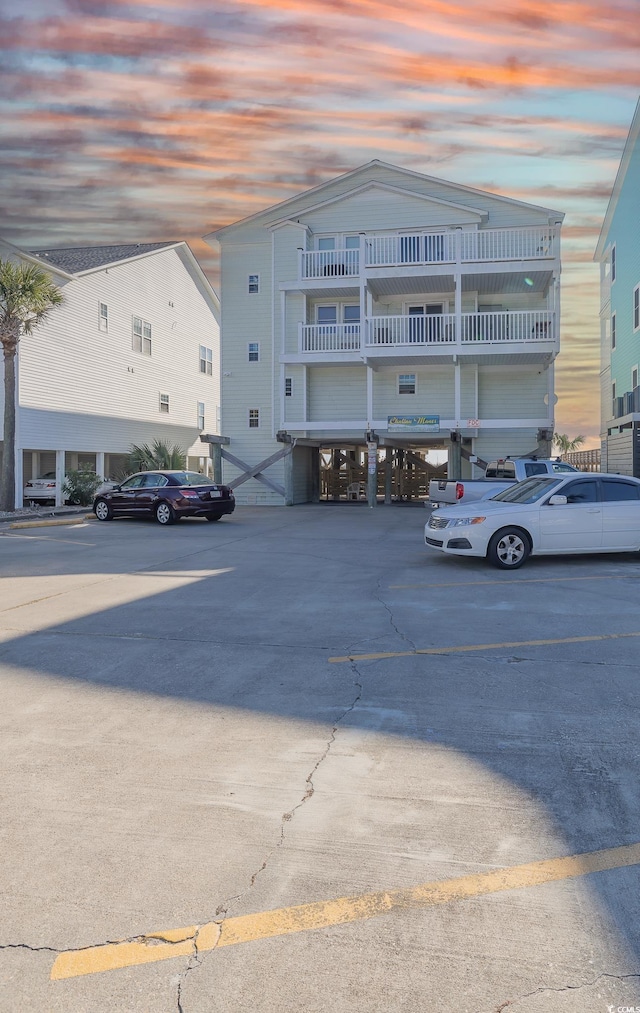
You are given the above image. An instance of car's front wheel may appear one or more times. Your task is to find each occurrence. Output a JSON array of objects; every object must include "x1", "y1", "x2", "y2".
[
  {"x1": 487, "y1": 527, "x2": 530, "y2": 569},
  {"x1": 155, "y1": 501, "x2": 176, "y2": 525},
  {"x1": 94, "y1": 499, "x2": 113, "y2": 522},
  {"x1": 206, "y1": 514, "x2": 222, "y2": 522}
]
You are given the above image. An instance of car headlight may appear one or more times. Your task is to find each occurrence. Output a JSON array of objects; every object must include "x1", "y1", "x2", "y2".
[{"x1": 450, "y1": 516, "x2": 486, "y2": 526}]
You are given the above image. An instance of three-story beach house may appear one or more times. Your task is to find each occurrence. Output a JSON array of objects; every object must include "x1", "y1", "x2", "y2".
[
  {"x1": 596, "y1": 96, "x2": 640, "y2": 476},
  {"x1": 206, "y1": 161, "x2": 564, "y2": 505},
  {"x1": 0, "y1": 239, "x2": 220, "y2": 507}
]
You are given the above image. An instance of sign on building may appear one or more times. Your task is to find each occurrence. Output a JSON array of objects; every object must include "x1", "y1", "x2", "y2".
[{"x1": 387, "y1": 415, "x2": 440, "y2": 433}]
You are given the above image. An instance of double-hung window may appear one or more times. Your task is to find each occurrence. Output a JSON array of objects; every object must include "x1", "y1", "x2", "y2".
[
  {"x1": 248, "y1": 409, "x2": 260, "y2": 428},
  {"x1": 197, "y1": 402, "x2": 205, "y2": 429},
  {"x1": 285, "y1": 378, "x2": 292, "y2": 397},
  {"x1": 159, "y1": 393, "x2": 169, "y2": 413},
  {"x1": 199, "y1": 345, "x2": 213, "y2": 374},
  {"x1": 248, "y1": 274, "x2": 259, "y2": 294},
  {"x1": 634, "y1": 285, "x2": 640, "y2": 332},
  {"x1": 611, "y1": 244, "x2": 616, "y2": 283},
  {"x1": 398, "y1": 373, "x2": 416, "y2": 395},
  {"x1": 248, "y1": 342, "x2": 260, "y2": 362},
  {"x1": 611, "y1": 312, "x2": 616, "y2": 350},
  {"x1": 99, "y1": 302, "x2": 108, "y2": 332},
  {"x1": 132, "y1": 316, "x2": 151, "y2": 355}
]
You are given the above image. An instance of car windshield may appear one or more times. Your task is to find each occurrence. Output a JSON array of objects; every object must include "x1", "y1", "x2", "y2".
[
  {"x1": 490, "y1": 476, "x2": 563, "y2": 504},
  {"x1": 171, "y1": 472, "x2": 210, "y2": 487}
]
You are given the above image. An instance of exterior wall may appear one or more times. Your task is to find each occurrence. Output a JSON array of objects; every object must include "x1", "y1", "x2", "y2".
[{"x1": 599, "y1": 100, "x2": 640, "y2": 471}]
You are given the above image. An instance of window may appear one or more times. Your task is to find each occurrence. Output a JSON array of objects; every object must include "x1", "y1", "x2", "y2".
[
  {"x1": 634, "y1": 285, "x2": 640, "y2": 332},
  {"x1": 486, "y1": 461, "x2": 516, "y2": 479},
  {"x1": 248, "y1": 342, "x2": 260, "y2": 362},
  {"x1": 248, "y1": 409, "x2": 260, "y2": 428},
  {"x1": 317, "y1": 237, "x2": 336, "y2": 251},
  {"x1": 285, "y1": 378, "x2": 292, "y2": 397},
  {"x1": 398, "y1": 373, "x2": 416, "y2": 395},
  {"x1": 199, "y1": 345, "x2": 213, "y2": 375},
  {"x1": 197, "y1": 402, "x2": 205, "y2": 429},
  {"x1": 141, "y1": 474, "x2": 169, "y2": 488},
  {"x1": 317, "y1": 305, "x2": 337, "y2": 324},
  {"x1": 611, "y1": 244, "x2": 616, "y2": 283},
  {"x1": 602, "y1": 479, "x2": 640, "y2": 501},
  {"x1": 611, "y1": 313, "x2": 616, "y2": 350},
  {"x1": 159, "y1": 393, "x2": 169, "y2": 413},
  {"x1": 612, "y1": 380, "x2": 617, "y2": 401},
  {"x1": 564, "y1": 479, "x2": 598, "y2": 504},
  {"x1": 343, "y1": 305, "x2": 360, "y2": 324},
  {"x1": 132, "y1": 316, "x2": 151, "y2": 355},
  {"x1": 99, "y1": 302, "x2": 108, "y2": 332},
  {"x1": 633, "y1": 367, "x2": 639, "y2": 391},
  {"x1": 524, "y1": 462, "x2": 548, "y2": 477},
  {"x1": 248, "y1": 274, "x2": 260, "y2": 294},
  {"x1": 120, "y1": 475, "x2": 147, "y2": 490}
]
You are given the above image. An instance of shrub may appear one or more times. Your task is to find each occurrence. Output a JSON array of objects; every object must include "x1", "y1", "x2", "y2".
[
  {"x1": 129, "y1": 439, "x2": 186, "y2": 472},
  {"x1": 63, "y1": 466, "x2": 104, "y2": 506}
]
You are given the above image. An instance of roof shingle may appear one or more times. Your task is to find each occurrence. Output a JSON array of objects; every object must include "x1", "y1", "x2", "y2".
[{"x1": 28, "y1": 242, "x2": 180, "y2": 274}]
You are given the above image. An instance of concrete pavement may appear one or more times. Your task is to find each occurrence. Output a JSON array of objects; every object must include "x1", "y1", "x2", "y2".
[{"x1": 1, "y1": 505, "x2": 640, "y2": 1011}]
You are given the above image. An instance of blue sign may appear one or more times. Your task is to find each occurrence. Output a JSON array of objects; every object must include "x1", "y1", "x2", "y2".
[{"x1": 387, "y1": 415, "x2": 440, "y2": 433}]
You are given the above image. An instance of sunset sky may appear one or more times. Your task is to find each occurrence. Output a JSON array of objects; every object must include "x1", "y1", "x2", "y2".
[{"x1": 2, "y1": 1, "x2": 639, "y2": 445}]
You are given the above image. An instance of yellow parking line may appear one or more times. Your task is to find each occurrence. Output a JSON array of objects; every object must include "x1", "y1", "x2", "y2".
[
  {"x1": 390, "y1": 575, "x2": 631, "y2": 589},
  {"x1": 51, "y1": 840, "x2": 640, "y2": 981},
  {"x1": 329, "y1": 630, "x2": 640, "y2": 663}
]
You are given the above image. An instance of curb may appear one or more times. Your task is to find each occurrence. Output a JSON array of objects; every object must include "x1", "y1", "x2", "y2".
[{"x1": 9, "y1": 516, "x2": 87, "y2": 530}]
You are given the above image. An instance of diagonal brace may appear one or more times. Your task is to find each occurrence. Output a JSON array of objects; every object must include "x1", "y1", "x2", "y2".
[{"x1": 222, "y1": 447, "x2": 290, "y2": 497}]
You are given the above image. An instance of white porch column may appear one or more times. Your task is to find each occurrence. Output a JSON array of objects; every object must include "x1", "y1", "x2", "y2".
[
  {"x1": 14, "y1": 447, "x2": 23, "y2": 509},
  {"x1": 96, "y1": 452, "x2": 105, "y2": 480},
  {"x1": 454, "y1": 228, "x2": 463, "y2": 349},
  {"x1": 366, "y1": 365, "x2": 373, "y2": 429},
  {"x1": 55, "y1": 450, "x2": 65, "y2": 507},
  {"x1": 302, "y1": 365, "x2": 308, "y2": 427},
  {"x1": 359, "y1": 234, "x2": 366, "y2": 354},
  {"x1": 280, "y1": 290, "x2": 286, "y2": 429},
  {"x1": 454, "y1": 362, "x2": 461, "y2": 428},
  {"x1": 30, "y1": 451, "x2": 38, "y2": 483}
]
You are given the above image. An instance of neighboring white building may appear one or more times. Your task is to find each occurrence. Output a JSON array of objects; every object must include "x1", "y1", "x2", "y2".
[
  {"x1": 205, "y1": 161, "x2": 564, "y2": 505},
  {"x1": 0, "y1": 239, "x2": 220, "y2": 507},
  {"x1": 595, "y1": 96, "x2": 640, "y2": 476}
]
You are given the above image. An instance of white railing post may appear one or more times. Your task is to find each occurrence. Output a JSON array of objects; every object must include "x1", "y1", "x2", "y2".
[{"x1": 297, "y1": 247, "x2": 304, "y2": 280}]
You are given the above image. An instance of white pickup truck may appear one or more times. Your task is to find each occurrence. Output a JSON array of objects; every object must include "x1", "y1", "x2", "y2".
[{"x1": 428, "y1": 458, "x2": 578, "y2": 507}]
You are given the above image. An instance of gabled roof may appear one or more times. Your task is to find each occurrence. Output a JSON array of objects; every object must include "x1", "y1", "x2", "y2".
[
  {"x1": 0, "y1": 237, "x2": 75, "y2": 280},
  {"x1": 205, "y1": 159, "x2": 564, "y2": 242},
  {"x1": 267, "y1": 181, "x2": 488, "y2": 227},
  {"x1": 595, "y1": 95, "x2": 640, "y2": 260},
  {"x1": 28, "y1": 242, "x2": 180, "y2": 274}
]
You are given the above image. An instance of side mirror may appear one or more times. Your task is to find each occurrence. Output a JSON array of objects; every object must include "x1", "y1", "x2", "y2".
[
  {"x1": 548, "y1": 494, "x2": 568, "y2": 506},
  {"x1": 113, "y1": 485, "x2": 121, "y2": 493}
]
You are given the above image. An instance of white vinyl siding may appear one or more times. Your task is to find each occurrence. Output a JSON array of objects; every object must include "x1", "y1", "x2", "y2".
[
  {"x1": 478, "y1": 369, "x2": 547, "y2": 419},
  {"x1": 16, "y1": 246, "x2": 220, "y2": 463},
  {"x1": 308, "y1": 367, "x2": 367, "y2": 422}
]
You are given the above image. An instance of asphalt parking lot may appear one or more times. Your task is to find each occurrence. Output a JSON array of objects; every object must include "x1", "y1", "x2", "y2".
[{"x1": 2, "y1": 504, "x2": 640, "y2": 1012}]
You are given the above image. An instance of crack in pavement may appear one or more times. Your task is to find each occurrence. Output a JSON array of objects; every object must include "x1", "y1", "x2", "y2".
[
  {"x1": 492, "y1": 970, "x2": 640, "y2": 1011},
  {"x1": 177, "y1": 666, "x2": 365, "y2": 1001},
  {"x1": 373, "y1": 575, "x2": 417, "y2": 653}
]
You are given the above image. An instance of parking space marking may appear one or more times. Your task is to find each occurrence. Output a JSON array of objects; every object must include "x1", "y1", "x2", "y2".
[
  {"x1": 50, "y1": 840, "x2": 640, "y2": 981},
  {"x1": 390, "y1": 575, "x2": 635, "y2": 589},
  {"x1": 329, "y1": 630, "x2": 640, "y2": 663}
]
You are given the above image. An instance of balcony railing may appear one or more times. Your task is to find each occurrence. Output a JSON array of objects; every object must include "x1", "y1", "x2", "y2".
[
  {"x1": 299, "y1": 249, "x2": 360, "y2": 279},
  {"x1": 299, "y1": 227, "x2": 558, "y2": 279},
  {"x1": 366, "y1": 314, "x2": 456, "y2": 346},
  {"x1": 298, "y1": 311, "x2": 555, "y2": 353},
  {"x1": 300, "y1": 323, "x2": 361, "y2": 352}
]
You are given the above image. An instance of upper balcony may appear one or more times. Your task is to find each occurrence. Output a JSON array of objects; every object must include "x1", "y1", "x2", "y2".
[
  {"x1": 296, "y1": 226, "x2": 558, "y2": 284},
  {"x1": 294, "y1": 310, "x2": 557, "y2": 366}
]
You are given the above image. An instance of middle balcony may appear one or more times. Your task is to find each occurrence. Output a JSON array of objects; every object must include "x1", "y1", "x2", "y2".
[{"x1": 296, "y1": 310, "x2": 556, "y2": 366}]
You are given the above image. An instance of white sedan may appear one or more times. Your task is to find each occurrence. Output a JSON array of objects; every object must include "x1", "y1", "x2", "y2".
[
  {"x1": 23, "y1": 473, "x2": 117, "y2": 506},
  {"x1": 425, "y1": 473, "x2": 640, "y2": 569}
]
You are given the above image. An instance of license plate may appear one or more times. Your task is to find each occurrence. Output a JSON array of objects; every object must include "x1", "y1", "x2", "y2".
[{"x1": 211, "y1": 490, "x2": 221, "y2": 498}]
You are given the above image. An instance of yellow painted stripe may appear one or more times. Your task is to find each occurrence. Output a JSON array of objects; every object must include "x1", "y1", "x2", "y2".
[
  {"x1": 390, "y1": 575, "x2": 630, "y2": 589},
  {"x1": 329, "y1": 630, "x2": 640, "y2": 663},
  {"x1": 51, "y1": 840, "x2": 640, "y2": 981},
  {"x1": 9, "y1": 517, "x2": 85, "y2": 530}
]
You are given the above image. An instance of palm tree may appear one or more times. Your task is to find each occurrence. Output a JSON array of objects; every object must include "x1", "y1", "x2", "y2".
[
  {"x1": 129, "y1": 439, "x2": 186, "y2": 473},
  {"x1": 553, "y1": 433, "x2": 586, "y2": 455},
  {"x1": 0, "y1": 260, "x2": 63, "y2": 511}
]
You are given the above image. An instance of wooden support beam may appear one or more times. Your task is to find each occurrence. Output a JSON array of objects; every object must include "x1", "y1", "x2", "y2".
[
  {"x1": 222, "y1": 447, "x2": 289, "y2": 497},
  {"x1": 200, "y1": 433, "x2": 230, "y2": 445}
]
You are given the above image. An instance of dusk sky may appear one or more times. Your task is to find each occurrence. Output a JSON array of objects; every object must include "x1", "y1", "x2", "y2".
[{"x1": 2, "y1": 1, "x2": 639, "y2": 445}]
